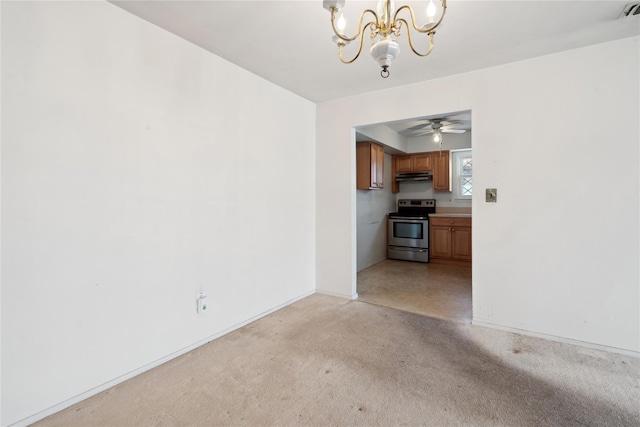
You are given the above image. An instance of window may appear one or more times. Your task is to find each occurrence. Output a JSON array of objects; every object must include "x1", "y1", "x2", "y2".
[
  {"x1": 460, "y1": 156, "x2": 472, "y2": 196},
  {"x1": 454, "y1": 150, "x2": 472, "y2": 200}
]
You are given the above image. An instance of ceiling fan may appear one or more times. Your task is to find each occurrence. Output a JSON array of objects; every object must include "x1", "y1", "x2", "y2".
[{"x1": 410, "y1": 118, "x2": 467, "y2": 137}]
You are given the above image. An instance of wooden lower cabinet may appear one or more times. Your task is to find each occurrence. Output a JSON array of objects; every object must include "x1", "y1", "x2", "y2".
[
  {"x1": 430, "y1": 216, "x2": 471, "y2": 266},
  {"x1": 431, "y1": 225, "x2": 453, "y2": 258}
]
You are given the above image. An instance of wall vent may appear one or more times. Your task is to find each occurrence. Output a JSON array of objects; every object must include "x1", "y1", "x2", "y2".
[{"x1": 619, "y1": 2, "x2": 640, "y2": 18}]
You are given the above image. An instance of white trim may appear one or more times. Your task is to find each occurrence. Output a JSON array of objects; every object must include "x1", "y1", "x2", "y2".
[
  {"x1": 10, "y1": 290, "x2": 315, "y2": 427},
  {"x1": 316, "y1": 289, "x2": 358, "y2": 300},
  {"x1": 472, "y1": 319, "x2": 640, "y2": 358}
]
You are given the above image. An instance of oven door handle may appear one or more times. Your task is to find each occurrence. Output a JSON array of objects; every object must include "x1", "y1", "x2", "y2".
[{"x1": 391, "y1": 247, "x2": 428, "y2": 253}]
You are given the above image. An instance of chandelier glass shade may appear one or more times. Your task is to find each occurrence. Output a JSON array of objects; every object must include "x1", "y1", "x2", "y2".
[{"x1": 323, "y1": 0, "x2": 447, "y2": 78}]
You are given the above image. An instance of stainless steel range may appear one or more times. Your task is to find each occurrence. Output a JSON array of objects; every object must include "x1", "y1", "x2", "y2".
[{"x1": 388, "y1": 199, "x2": 436, "y2": 263}]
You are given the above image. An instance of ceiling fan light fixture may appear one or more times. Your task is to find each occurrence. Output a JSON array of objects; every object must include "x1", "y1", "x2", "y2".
[
  {"x1": 433, "y1": 132, "x2": 441, "y2": 143},
  {"x1": 324, "y1": 0, "x2": 447, "y2": 77}
]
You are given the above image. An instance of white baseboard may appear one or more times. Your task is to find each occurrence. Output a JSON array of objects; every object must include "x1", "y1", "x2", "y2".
[
  {"x1": 315, "y1": 289, "x2": 358, "y2": 300},
  {"x1": 12, "y1": 290, "x2": 315, "y2": 427},
  {"x1": 472, "y1": 319, "x2": 640, "y2": 358}
]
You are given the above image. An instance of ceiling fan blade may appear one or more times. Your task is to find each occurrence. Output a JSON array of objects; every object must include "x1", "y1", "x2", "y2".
[
  {"x1": 442, "y1": 129, "x2": 466, "y2": 134},
  {"x1": 442, "y1": 114, "x2": 468, "y2": 122},
  {"x1": 404, "y1": 122, "x2": 432, "y2": 132},
  {"x1": 412, "y1": 130, "x2": 435, "y2": 137}
]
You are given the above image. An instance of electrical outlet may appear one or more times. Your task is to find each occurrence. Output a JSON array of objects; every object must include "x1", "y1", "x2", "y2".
[{"x1": 196, "y1": 291, "x2": 208, "y2": 314}]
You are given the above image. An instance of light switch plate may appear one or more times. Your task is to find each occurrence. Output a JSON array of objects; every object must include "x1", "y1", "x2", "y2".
[{"x1": 486, "y1": 188, "x2": 497, "y2": 203}]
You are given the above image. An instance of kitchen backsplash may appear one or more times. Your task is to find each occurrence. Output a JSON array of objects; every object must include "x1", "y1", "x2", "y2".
[{"x1": 394, "y1": 180, "x2": 471, "y2": 210}]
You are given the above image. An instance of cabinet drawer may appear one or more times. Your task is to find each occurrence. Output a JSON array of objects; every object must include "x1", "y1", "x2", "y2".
[{"x1": 430, "y1": 217, "x2": 471, "y2": 227}]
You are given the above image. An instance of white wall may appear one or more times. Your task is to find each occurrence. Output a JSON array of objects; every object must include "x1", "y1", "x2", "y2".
[
  {"x1": 1, "y1": 2, "x2": 315, "y2": 426},
  {"x1": 356, "y1": 153, "x2": 396, "y2": 272},
  {"x1": 357, "y1": 125, "x2": 408, "y2": 153},
  {"x1": 316, "y1": 37, "x2": 639, "y2": 353}
]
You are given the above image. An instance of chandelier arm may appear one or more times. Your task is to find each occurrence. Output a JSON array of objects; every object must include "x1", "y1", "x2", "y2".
[
  {"x1": 392, "y1": 0, "x2": 447, "y2": 34},
  {"x1": 331, "y1": 6, "x2": 380, "y2": 43},
  {"x1": 398, "y1": 19, "x2": 435, "y2": 57},
  {"x1": 338, "y1": 22, "x2": 376, "y2": 64}
]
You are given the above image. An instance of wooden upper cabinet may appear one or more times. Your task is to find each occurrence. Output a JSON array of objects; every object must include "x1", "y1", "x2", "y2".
[
  {"x1": 433, "y1": 150, "x2": 451, "y2": 192},
  {"x1": 373, "y1": 143, "x2": 384, "y2": 188},
  {"x1": 413, "y1": 153, "x2": 432, "y2": 172},
  {"x1": 356, "y1": 141, "x2": 384, "y2": 190},
  {"x1": 395, "y1": 153, "x2": 432, "y2": 173},
  {"x1": 394, "y1": 155, "x2": 413, "y2": 173},
  {"x1": 391, "y1": 150, "x2": 450, "y2": 193}
]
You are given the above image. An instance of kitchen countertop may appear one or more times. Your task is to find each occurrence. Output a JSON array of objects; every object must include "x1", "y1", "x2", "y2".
[{"x1": 430, "y1": 213, "x2": 472, "y2": 218}]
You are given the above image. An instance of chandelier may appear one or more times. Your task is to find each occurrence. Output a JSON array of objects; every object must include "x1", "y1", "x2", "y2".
[{"x1": 323, "y1": 0, "x2": 447, "y2": 78}]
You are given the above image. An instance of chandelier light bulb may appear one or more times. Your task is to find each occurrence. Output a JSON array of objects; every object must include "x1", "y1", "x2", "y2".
[
  {"x1": 427, "y1": 0, "x2": 436, "y2": 23},
  {"x1": 336, "y1": 12, "x2": 346, "y2": 33},
  {"x1": 377, "y1": 0, "x2": 395, "y2": 20}
]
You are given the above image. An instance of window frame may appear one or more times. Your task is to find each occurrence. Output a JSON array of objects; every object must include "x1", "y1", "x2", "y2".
[{"x1": 452, "y1": 149, "x2": 472, "y2": 201}]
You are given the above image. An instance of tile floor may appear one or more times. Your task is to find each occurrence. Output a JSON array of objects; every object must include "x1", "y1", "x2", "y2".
[{"x1": 357, "y1": 259, "x2": 472, "y2": 323}]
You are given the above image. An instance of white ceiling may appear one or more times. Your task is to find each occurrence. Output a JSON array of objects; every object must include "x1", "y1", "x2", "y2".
[{"x1": 111, "y1": 1, "x2": 639, "y2": 103}]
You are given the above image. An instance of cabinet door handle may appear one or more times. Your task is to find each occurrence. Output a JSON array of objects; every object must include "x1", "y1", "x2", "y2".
[{"x1": 452, "y1": 228, "x2": 455, "y2": 232}]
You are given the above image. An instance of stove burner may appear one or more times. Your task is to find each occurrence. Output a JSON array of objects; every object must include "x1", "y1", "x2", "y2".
[
  {"x1": 388, "y1": 212, "x2": 430, "y2": 220},
  {"x1": 393, "y1": 199, "x2": 436, "y2": 218}
]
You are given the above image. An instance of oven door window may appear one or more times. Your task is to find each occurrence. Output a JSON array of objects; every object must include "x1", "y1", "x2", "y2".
[{"x1": 393, "y1": 222, "x2": 423, "y2": 240}]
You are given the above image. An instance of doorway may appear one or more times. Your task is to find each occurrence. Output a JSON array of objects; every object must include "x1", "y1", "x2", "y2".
[{"x1": 354, "y1": 111, "x2": 472, "y2": 323}]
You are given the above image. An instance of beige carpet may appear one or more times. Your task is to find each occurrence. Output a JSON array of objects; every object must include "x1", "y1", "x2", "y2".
[{"x1": 36, "y1": 294, "x2": 639, "y2": 426}]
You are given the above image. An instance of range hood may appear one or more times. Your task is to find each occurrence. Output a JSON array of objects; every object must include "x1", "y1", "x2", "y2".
[{"x1": 395, "y1": 171, "x2": 433, "y2": 182}]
